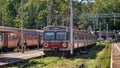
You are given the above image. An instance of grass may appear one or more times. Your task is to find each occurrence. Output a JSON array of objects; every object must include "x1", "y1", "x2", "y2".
[
  {"x1": 11, "y1": 57, "x2": 82, "y2": 68},
  {"x1": 9, "y1": 41, "x2": 111, "y2": 68},
  {"x1": 85, "y1": 41, "x2": 111, "y2": 68}
]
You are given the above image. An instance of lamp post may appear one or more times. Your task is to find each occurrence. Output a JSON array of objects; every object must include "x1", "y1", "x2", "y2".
[
  {"x1": 70, "y1": 0, "x2": 73, "y2": 54},
  {"x1": 21, "y1": 0, "x2": 24, "y2": 53}
]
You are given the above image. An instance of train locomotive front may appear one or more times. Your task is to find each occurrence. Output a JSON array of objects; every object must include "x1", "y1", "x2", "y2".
[{"x1": 42, "y1": 26, "x2": 69, "y2": 53}]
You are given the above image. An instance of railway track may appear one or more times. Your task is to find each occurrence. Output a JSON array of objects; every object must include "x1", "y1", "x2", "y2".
[{"x1": 0, "y1": 49, "x2": 44, "y2": 68}]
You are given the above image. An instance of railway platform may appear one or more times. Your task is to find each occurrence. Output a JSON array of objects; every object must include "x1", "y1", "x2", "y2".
[
  {"x1": 0, "y1": 49, "x2": 44, "y2": 67},
  {"x1": 112, "y1": 42, "x2": 120, "y2": 68}
]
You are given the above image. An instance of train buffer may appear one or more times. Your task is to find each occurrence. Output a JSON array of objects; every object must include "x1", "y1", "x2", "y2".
[{"x1": 0, "y1": 49, "x2": 44, "y2": 67}]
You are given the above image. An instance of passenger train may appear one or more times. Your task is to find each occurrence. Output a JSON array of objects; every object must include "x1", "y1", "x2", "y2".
[
  {"x1": 0, "y1": 27, "x2": 43, "y2": 51},
  {"x1": 42, "y1": 25, "x2": 97, "y2": 54}
]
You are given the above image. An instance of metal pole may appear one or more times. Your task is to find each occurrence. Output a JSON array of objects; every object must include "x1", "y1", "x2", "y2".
[
  {"x1": 70, "y1": 0, "x2": 73, "y2": 54},
  {"x1": 53, "y1": 10, "x2": 58, "y2": 26},
  {"x1": 96, "y1": 14, "x2": 98, "y2": 28},
  {"x1": 114, "y1": 14, "x2": 115, "y2": 27},
  {"x1": 106, "y1": 23, "x2": 108, "y2": 40},
  {"x1": 2, "y1": 8, "x2": 4, "y2": 26},
  {"x1": 114, "y1": 14, "x2": 116, "y2": 42},
  {"x1": 93, "y1": 16, "x2": 95, "y2": 31},
  {"x1": 99, "y1": 21, "x2": 102, "y2": 39},
  {"x1": 21, "y1": 0, "x2": 24, "y2": 53},
  {"x1": 47, "y1": 0, "x2": 51, "y2": 26}
]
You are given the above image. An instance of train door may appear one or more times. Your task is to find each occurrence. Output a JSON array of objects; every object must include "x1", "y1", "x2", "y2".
[
  {"x1": 3, "y1": 32, "x2": 8, "y2": 48},
  {"x1": 38, "y1": 33, "x2": 43, "y2": 48},
  {"x1": 7, "y1": 33, "x2": 18, "y2": 48},
  {"x1": 0, "y1": 33, "x2": 3, "y2": 49}
]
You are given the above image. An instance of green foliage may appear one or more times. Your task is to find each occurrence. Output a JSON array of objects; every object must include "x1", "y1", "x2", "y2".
[
  {"x1": 86, "y1": 42, "x2": 111, "y2": 68},
  {"x1": 92, "y1": 0, "x2": 120, "y2": 30},
  {"x1": 0, "y1": 0, "x2": 120, "y2": 30}
]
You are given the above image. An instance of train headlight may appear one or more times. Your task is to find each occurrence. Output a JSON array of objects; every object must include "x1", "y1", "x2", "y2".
[
  {"x1": 62, "y1": 43, "x2": 67, "y2": 47},
  {"x1": 44, "y1": 43, "x2": 48, "y2": 47}
]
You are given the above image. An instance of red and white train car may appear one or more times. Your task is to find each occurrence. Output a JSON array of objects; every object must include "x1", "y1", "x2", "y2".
[
  {"x1": 0, "y1": 29, "x2": 43, "y2": 51},
  {"x1": 42, "y1": 25, "x2": 97, "y2": 54}
]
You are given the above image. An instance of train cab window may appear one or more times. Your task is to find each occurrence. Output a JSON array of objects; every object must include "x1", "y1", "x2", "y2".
[
  {"x1": 44, "y1": 32, "x2": 55, "y2": 41},
  {"x1": 56, "y1": 32, "x2": 67, "y2": 41}
]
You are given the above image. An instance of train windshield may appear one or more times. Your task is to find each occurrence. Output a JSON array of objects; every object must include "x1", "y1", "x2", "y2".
[
  {"x1": 44, "y1": 31, "x2": 55, "y2": 41},
  {"x1": 56, "y1": 32, "x2": 67, "y2": 41}
]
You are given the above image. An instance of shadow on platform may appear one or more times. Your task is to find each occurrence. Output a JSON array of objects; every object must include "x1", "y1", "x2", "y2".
[{"x1": 0, "y1": 57, "x2": 23, "y2": 63}]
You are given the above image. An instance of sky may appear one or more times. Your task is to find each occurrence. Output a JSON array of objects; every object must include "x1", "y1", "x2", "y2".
[{"x1": 78, "y1": 0, "x2": 94, "y2": 2}]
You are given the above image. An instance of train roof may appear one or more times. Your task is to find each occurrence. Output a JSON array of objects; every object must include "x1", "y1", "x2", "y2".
[
  {"x1": 0, "y1": 26, "x2": 43, "y2": 33},
  {"x1": 43, "y1": 25, "x2": 80, "y2": 31},
  {"x1": 43, "y1": 25, "x2": 96, "y2": 35},
  {"x1": 44, "y1": 25, "x2": 84, "y2": 32},
  {"x1": 43, "y1": 25, "x2": 67, "y2": 30}
]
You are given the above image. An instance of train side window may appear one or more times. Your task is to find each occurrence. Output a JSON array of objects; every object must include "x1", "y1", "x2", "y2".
[
  {"x1": 79, "y1": 35, "x2": 80, "y2": 39},
  {"x1": 81, "y1": 36, "x2": 83, "y2": 40},
  {"x1": 11, "y1": 36, "x2": 13, "y2": 40},
  {"x1": 8, "y1": 34, "x2": 11, "y2": 40},
  {"x1": 74, "y1": 32, "x2": 77, "y2": 40},
  {"x1": 77, "y1": 32, "x2": 79, "y2": 40},
  {"x1": 89, "y1": 36, "x2": 91, "y2": 40},
  {"x1": 79, "y1": 33, "x2": 81, "y2": 39},
  {"x1": 80, "y1": 34, "x2": 84, "y2": 40},
  {"x1": 0, "y1": 35, "x2": 2, "y2": 41},
  {"x1": 12, "y1": 36, "x2": 15, "y2": 40}
]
